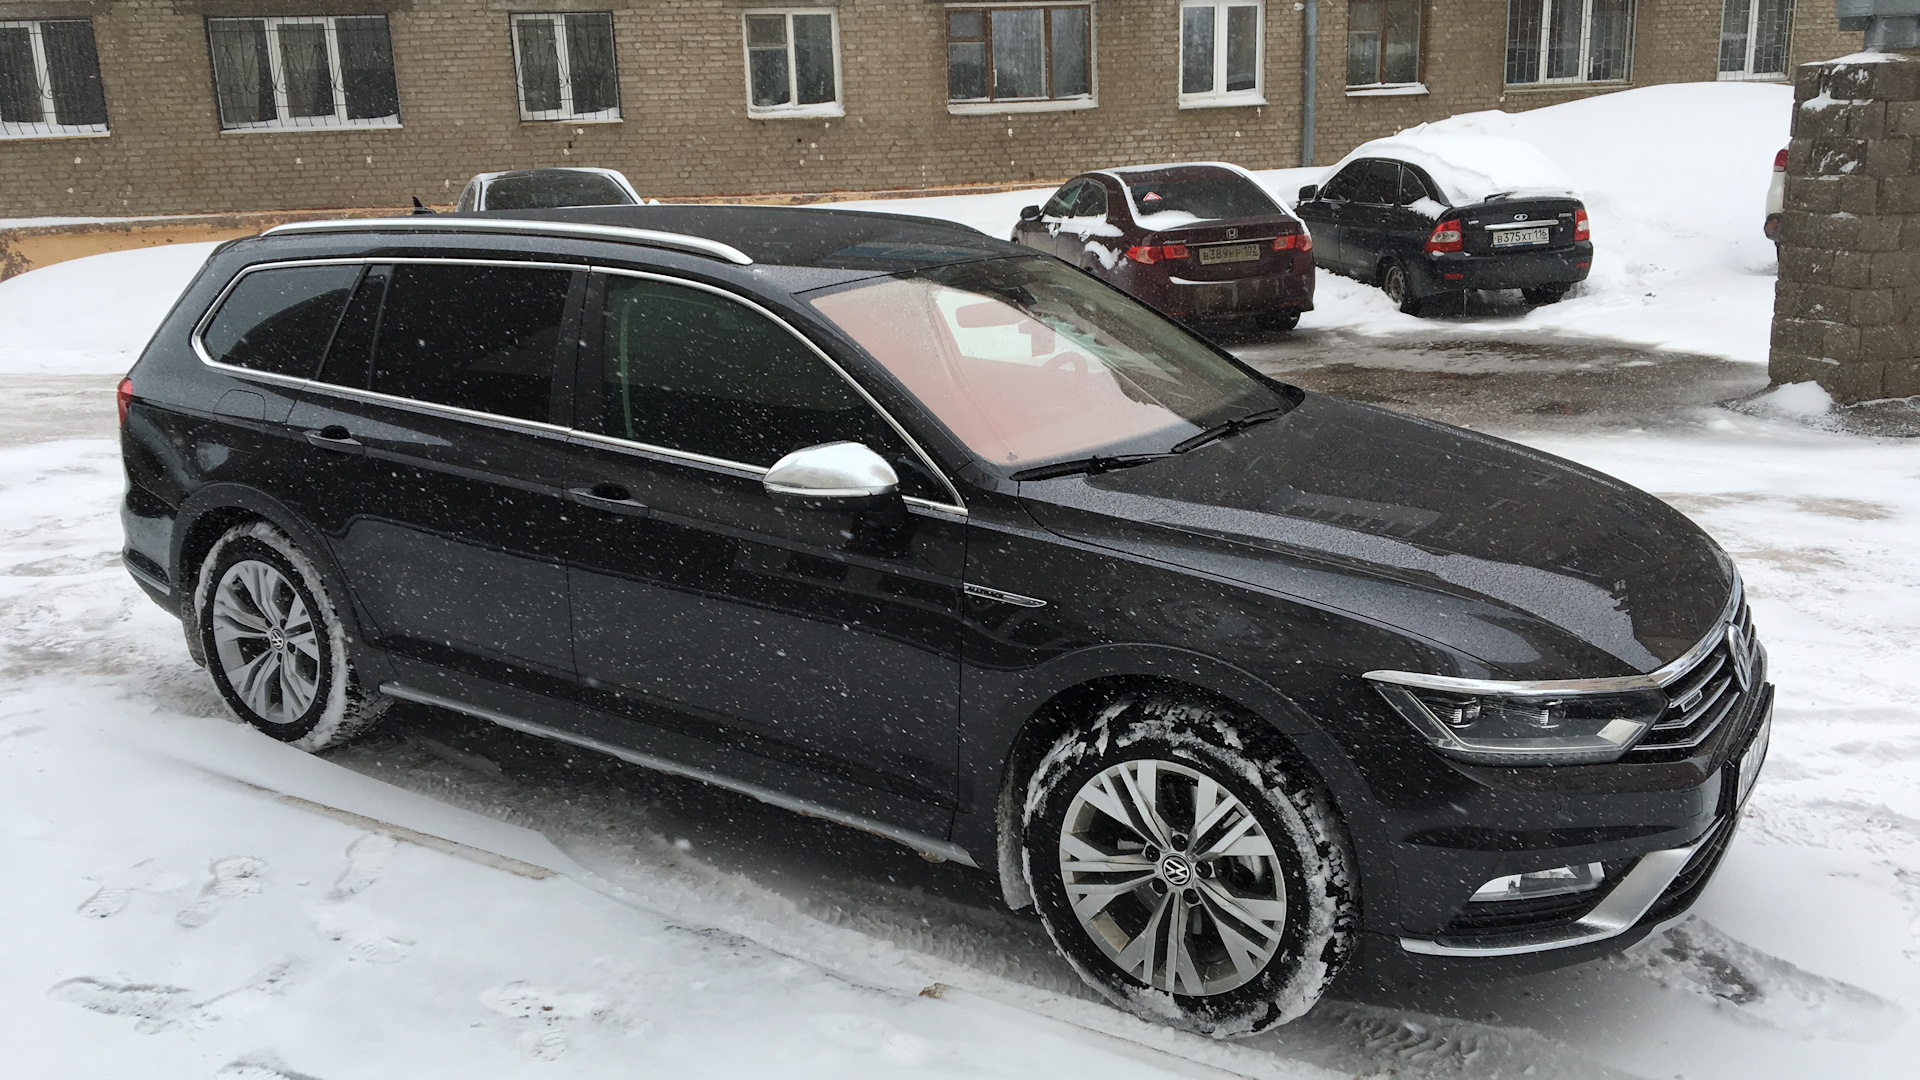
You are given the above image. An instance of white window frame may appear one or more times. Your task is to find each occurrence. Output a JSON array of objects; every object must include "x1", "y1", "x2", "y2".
[
  {"x1": 944, "y1": 3, "x2": 1098, "y2": 116},
  {"x1": 1178, "y1": 1, "x2": 1265, "y2": 108},
  {"x1": 0, "y1": 19, "x2": 108, "y2": 140},
  {"x1": 743, "y1": 9, "x2": 844, "y2": 119},
  {"x1": 1717, "y1": 0, "x2": 1793, "y2": 81},
  {"x1": 211, "y1": 15, "x2": 400, "y2": 132},
  {"x1": 1506, "y1": 0, "x2": 1634, "y2": 87},
  {"x1": 510, "y1": 12, "x2": 622, "y2": 123}
]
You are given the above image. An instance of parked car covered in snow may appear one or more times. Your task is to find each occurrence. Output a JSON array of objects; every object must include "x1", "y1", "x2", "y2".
[
  {"x1": 1011, "y1": 162, "x2": 1314, "y2": 331},
  {"x1": 120, "y1": 205, "x2": 1770, "y2": 1038},
  {"x1": 454, "y1": 167, "x2": 641, "y2": 212},
  {"x1": 1294, "y1": 135, "x2": 1592, "y2": 315}
]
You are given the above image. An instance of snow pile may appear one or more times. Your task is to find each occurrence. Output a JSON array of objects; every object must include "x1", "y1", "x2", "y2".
[
  {"x1": 0, "y1": 242, "x2": 219, "y2": 375},
  {"x1": 1325, "y1": 133, "x2": 1579, "y2": 205}
]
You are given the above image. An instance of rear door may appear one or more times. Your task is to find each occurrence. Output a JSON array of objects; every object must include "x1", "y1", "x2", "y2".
[
  {"x1": 563, "y1": 270, "x2": 967, "y2": 827},
  {"x1": 282, "y1": 258, "x2": 584, "y2": 718}
]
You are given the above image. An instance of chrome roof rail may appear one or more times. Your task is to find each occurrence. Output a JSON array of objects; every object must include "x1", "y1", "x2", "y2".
[{"x1": 262, "y1": 217, "x2": 754, "y2": 266}]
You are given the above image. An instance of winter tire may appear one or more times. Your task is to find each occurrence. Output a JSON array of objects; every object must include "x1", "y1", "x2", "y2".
[
  {"x1": 195, "y1": 521, "x2": 390, "y2": 750},
  {"x1": 1522, "y1": 284, "x2": 1571, "y2": 306},
  {"x1": 1021, "y1": 695, "x2": 1354, "y2": 1038},
  {"x1": 1379, "y1": 261, "x2": 1422, "y2": 316}
]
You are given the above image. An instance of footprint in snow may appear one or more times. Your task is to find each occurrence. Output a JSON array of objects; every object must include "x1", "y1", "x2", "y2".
[
  {"x1": 1620, "y1": 918, "x2": 1906, "y2": 1041},
  {"x1": 76, "y1": 858, "x2": 187, "y2": 919},
  {"x1": 328, "y1": 833, "x2": 398, "y2": 901},
  {"x1": 310, "y1": 904, "x2": 414, "y2": 964},
  {"x1": 218, "y1": 1052, "x2": 324, "y2": 1080},
  {"x1": 47, "y1": 960, "x2": 304, "y2": 1034},
  {"x1": 813, "y1": 1013, "x2": 937, "y2": 1067},
  {"x1": 177, "y1": 855, "x2": 268, "y2": 929},
  {"x1": 482, "y1": 981, "x2": 611, "y2": 1061}
]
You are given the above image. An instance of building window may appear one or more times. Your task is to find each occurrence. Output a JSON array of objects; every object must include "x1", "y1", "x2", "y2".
[
  {"x1": 1505, "y1": 0, "x2": 1634, "y2": 86},
  {"x1": 1180, "y1": 2, "x2": 1262, "y2": 105},
  {"x1": 207, "y1": 16, "x2": 400, "y2": 131},
  {"x1": 744, "y1": 11, "x2": 841, "y2": 117},
  {"x1": 1347, "y1": 1, "x2": 1422, "y2": 87},
  {"x1": 1719, "y1": 0, "x2": 1792, "y2": 80},
  {"x1": 947, "y1": 6, "x2": 1092, "y2": 105},
  {"x1": 0, "y1": 19, "x2": 108, "y2": 139},
  {"x1": 512, "y1": 13, "x2": 620, "y2": 122}
]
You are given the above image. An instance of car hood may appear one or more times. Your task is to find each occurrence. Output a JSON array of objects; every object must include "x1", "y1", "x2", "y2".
[{"x1": 1016, "y1": 393, "x2": 1733, "y2": 680}]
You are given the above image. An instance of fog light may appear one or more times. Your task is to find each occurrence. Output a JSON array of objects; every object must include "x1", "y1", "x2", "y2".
[{"x1": 1468, "y1": 862, "x2": 1605, "y2": 903}]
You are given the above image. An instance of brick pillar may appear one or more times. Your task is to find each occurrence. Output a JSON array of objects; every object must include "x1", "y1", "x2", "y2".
[{"x1": 1770, "y1": 52, "x2": 1920, "y2": 403}]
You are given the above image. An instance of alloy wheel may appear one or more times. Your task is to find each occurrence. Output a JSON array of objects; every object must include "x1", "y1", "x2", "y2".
[
  {"x1": 211, "y1": 559, "x2": 322, "y2": 724},
  {"x1": 1058, "y1": 758, "x2": 1288, "y2": 996}
]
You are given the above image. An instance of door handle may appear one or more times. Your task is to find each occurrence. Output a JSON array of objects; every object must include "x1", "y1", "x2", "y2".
[
  {"x1": 304, "y1": 425, "x2": 365, "y2": 455},
  {"x1": 568, "y1": 483, "x2": 650, "y2": 516}
]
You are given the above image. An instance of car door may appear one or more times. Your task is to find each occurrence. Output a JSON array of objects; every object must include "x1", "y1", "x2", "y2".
[
  {"x1": 1058, "y1": 179, "x2": 1115, "y2": 270},
  {"x1": 281, "y1": 258, "x2": 584, "y2": 718},
  {"x1": 1036, "y1": 179, "x2": 1096, "y2": 261},
  {"x1": 1388, "y1": 164, "x2": 1444, "y2": 266},
  {"x1": 1341, "y1": 161, "x2": 1402, "y2": 279},
  {"x1": 562, "y1": 269, "x2": 967, "y2": 826},
  {"x1": 1297, "y1": 164, "x2": 1361, "y2": 271}
]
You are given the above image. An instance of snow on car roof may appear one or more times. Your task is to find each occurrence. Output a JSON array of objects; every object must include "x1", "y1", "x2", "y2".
[{"x1": 1331, "y1": 132, "x2": 1580, "y2": 207}]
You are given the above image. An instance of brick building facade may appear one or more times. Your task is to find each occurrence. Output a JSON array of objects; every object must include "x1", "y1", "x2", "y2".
[{"x1": 0, "y1": 1, "x2": 1863, "y2": 217}]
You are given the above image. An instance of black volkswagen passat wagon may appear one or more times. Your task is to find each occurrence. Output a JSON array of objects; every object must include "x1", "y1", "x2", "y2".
[{"x1": 120, "y1": 206, "x2": 1770, "y2": 1037}]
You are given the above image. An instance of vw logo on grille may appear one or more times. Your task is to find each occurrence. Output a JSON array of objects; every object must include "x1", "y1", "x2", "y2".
[
  {"x1": 1725, "y1": 624, "x2": 1756, "y2": 692},
  {"x1": 1159, "y1": 853, "x2": 1193, "y2": 886}
]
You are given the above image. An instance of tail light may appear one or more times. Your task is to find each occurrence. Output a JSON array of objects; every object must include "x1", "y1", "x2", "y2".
[
  {"x1": 1425, "y1": 220, "x2": 1463, "y2": 253},
  {"x1": 117, "y1": 376, "x2": 134, "y2": 426},
  {"x1": 1773, "y1": 148, "x2": 1789, "y2": 172},
  {"x1": 1574, "y1": 208, "x2": 1590, "y2": 241},
  {"x1": 1125, "y1": 244, "x2": 1190, "y2": 265},
  {"x1": 1272, "y1": 233, "x2": 1314, "y2": 252}
]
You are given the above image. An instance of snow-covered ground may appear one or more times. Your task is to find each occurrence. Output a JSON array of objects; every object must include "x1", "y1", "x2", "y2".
[{"x1": 3, "y1": 81, "x2": 1915, "y2": 1077}]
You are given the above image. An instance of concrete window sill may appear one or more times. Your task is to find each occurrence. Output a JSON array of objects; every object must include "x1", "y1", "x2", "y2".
[
  {"x1": 1346, "y1": 83, "x2": 1428, "y2": 98},
  {"x1": 749, "y1": 103, "x2": 847, "y2": 120},
  {"x1": 947, "y1": 98, "x2": 1097, "y2": 116}
]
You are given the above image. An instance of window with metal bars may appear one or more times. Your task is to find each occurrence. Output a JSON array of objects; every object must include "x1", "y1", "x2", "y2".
[
  {"x1": 511, "y1": 12, "x2": 620, "y2": 122},
  {"x1": 744, "y1": 10, "x2": 840, "y2": 116},
  {"x1": 0, "y1": 19, "x2": 107, "y2": 139},
  {"x1": 1718, "y1": 0, "x2": 1793, "y2": 80},
  {"x1": 1180, "y1": 1, "x2": 1262, "y2": 105},
  {"x1": 1346, "y1": 0, "x2": 1422, "y2": 88},
  {"x1": 1504, "y1": 0, "x2": 1634, "y2": 86},
  {"x1": 946, "y1": 6, "x2": 1092, "y2": 104},
  {"x1": 206, "y1": 16, "x2": 399, "y2": 130}
]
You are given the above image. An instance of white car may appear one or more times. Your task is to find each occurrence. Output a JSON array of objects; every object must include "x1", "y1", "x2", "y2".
[
  {"x1": 1765, "y1": 147, "x2": 1786, "y2": 246},
  {"x1": 455, "y1": 167, "x2": 641, "y2": 212}
]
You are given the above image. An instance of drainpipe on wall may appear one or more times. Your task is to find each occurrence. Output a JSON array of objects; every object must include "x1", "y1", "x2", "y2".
[{"x1": 1300, "y1": 0, "x2": 1318, "y2": 167}]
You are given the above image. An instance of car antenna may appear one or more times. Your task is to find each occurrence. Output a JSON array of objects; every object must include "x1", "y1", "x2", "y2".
[{"x1": 410, "y1": 196, "x2": 436, "y2": 215}]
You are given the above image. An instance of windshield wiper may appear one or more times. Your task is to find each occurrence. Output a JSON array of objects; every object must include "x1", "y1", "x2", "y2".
[
  {"x1": 1169, "y1": 406, "x2": 1291, "y2": 455},
  {"x1": 1010, "y1": 453, "x2": 1177, "y2": 482}
]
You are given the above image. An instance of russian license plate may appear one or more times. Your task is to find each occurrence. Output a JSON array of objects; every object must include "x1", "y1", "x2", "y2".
[
  {"x1": 1736, "y1": 709, "x2": 1772, "y2": 809},
  {"x1": 1198, "y1": 242, "x2": 1261, "y2": 265},
  {"x1": 1491, "y1": 226, "x2": 1551, "y2": 248}
]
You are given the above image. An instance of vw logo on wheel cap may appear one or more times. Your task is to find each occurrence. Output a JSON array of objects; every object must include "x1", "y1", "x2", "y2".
[{"x1": 1159, "y1": 853, "x2": 1193, "y2": 887}]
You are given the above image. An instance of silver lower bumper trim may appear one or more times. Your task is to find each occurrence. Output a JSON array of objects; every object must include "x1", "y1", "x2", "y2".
[
  {"x1": 379, "y1": 682, "x2": 979, "y2": 869},
  {"x1": 1399, "y1": 828, "x2": 1714, "y2": 957}
]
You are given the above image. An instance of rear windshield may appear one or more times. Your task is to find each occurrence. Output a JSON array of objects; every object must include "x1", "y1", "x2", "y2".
[
  {"x1": 808, "y1": 257, "x2": 1283, "y2": 469},
  {"x1": 1126, "y1": 173, "x2": 1281, "y2": 222},
  {"x1": 483, "y1": 173, "x2": 635, "y2": 210}
]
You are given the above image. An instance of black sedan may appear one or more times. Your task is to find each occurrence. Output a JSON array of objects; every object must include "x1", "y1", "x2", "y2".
[
  {"x1": 121, "y1": 204, "x2": 1762, "y2": 1037},
  {"x1": 1294, "y1": 149, "x2": 1592, "y2": 315}
]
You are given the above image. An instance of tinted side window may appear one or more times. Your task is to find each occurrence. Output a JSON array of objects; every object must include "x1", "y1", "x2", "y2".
[
  {"x1": 1398, "y1": 166, "x2": 1433, "y2": 206},
  {"x1": 370, "y1": 264, "x2": 573, "y2": 423},
  {"x1": 1041, "y1": 181, "x2": 1082, "y2": 218},
  {"x1": 588, "y1": 275, "x2": 944, "y2": 500},
  {"x1": 1319, "y1": 165, "x2": 1360, "y2": 201},
  {"x1": 1072, "y1": 181, "x2": 1108, "y2": 218},
  {"x1": 201, "y1": 264, "x2": 359, "y2": 378},
  {"x1": 1351, "y1": 161, "x2": 1401, "y2": 205}
]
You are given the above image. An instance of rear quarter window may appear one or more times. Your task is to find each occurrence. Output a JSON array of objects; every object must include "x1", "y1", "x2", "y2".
[{"x1": 199, "y1": 264, "x2": 361, "y2": 378}]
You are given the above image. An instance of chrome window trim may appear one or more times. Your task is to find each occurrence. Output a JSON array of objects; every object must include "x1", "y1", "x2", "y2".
[
  {"x1": 587, "y1": 265, "x2": 967, "y2": 513},
  {"x1": 1366, "y1": 578, "x2": 1743, "y2": 697},
  {"x1": 264, "y1": 217, "x2": 755, "y2": 266},
  {"x1": 380, "y1": 682, "x2": 978, "y2": 867}
]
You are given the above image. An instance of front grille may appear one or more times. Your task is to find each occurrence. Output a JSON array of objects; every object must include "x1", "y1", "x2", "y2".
[{"x1": 1633, "y1": 603, "x2": 1757, "y2": 754}]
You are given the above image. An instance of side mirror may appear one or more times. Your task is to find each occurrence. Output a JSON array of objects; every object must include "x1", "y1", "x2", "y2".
[
  {"x1": 763, "y1": 442, "x2": 899, "y2": 505},
  {"x1": 1297, "y1": 185, "x2": 1319, "y2": 203},
  {"x1": 1019, "y1": 204, "x2": 1043, "y2": 222}
]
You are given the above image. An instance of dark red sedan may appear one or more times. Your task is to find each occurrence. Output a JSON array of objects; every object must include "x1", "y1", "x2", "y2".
[{"x1": 1012, "y1": 162, "x2": 1314, "y2": 331}]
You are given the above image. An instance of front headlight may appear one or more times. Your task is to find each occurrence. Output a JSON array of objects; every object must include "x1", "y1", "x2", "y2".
[{"x1": 1367, "y1": 676, "x2": 1663, "y2": 765}]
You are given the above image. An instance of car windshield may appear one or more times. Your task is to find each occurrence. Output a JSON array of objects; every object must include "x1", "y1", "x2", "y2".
[
  {"x1": 808, "y1": 257, "x2": 1284, "y2": 469},
  {"x1": 1125, "y1": 172, "x2": 1281, "y2": 221},
  {"x1": 483, "y1": 172, "x2": 634, "y2": 210}
]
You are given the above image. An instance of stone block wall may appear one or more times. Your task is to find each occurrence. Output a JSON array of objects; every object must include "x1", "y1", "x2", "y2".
[{"x1": 1770, "y1": 51, "x2": 1920, "y2": 402}]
